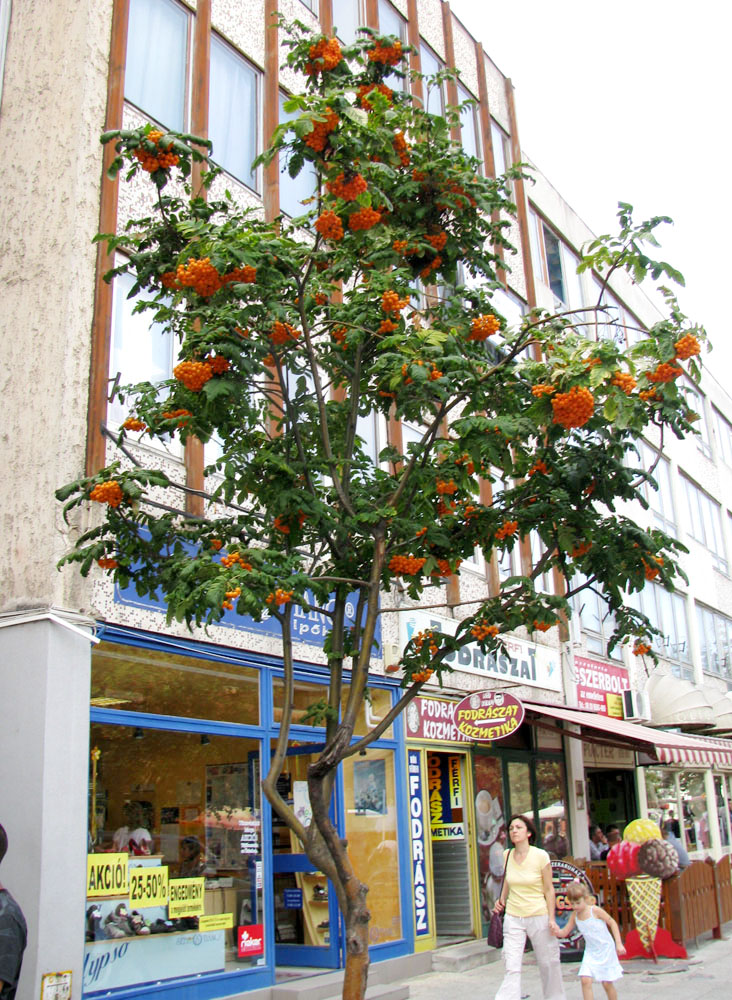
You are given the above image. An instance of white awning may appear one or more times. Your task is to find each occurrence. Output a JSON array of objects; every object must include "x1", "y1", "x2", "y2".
[
  {"x1": 645, "y1": 672, "x2": 714, "y2": 728},
  {"x1": 711, "y1": 692, "x2": 732, "y2": 733}
]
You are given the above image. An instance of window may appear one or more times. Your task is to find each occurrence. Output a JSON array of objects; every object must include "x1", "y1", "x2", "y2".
[
  {"x1": 208, "y1": 35, "x2": 259, "y2": 190},
  {"x1": 528, "y1": 212, "x2": 584, "y2": 312},
  {"x1": 298, "y1": 0, "x2": 318, "y2": 12},
  {"x1": 108, "y1": 269, "x2": 177, "y2": 439},
  {"x1": 541, "y1": 225, "x2": 565, "y2": 304},
  {"x1": 591, "y1": 282, "x2": 626, "y2": 346},
  {"x1": 491, "y1": 122, "x2": 509, "y2": 177},
  {"x1": 332, "y1": 0, "x2": 363, "y2": 45},
  {"x1": 279, "y1": 93, "x2": 318, "y2": 217},
  {"x1": 635, "y1": 440, "x2": 676, "y2": 535},
  {"x1": 682, "y1": 379, "x2": 712, "y2": 458},
  {"x1": 491, "y1": 470, "x2": 518, "y2": 581},
  {"x1": 627, "y1": 584, "x2": 691, "y2": 677},
  {"x1": 530, "y1": 531, "x2": 553, "y2": 594},
  {"x1": 125, "y1": 0, "x2": 190, "y2": 130},
  {"x1": 356, "y1": 410, "x2": 384, "y2": 465},
  {"x1": 697, "y1": 604, "x2": 732, "y2": 683},
  {"x1": 491, "y1": 286, "x2": 526, "y2": 331},
  {"x1": 680, "y1": 475, "x2": 727, "y2": 573},
  {"x1": 572, "y1": 575, "x2": 620, "y2": 660},
  {"x1": 457, "y1": 84, "x2": 481, "y2": 165},
  {"x1": 419, "y1": 42, "x2": 444, "y2": 117},
  {"x1": 714, "y1": 408, "x2": 732, "y2": 468},
  {"x1": 378, "y1": 0, "x2": 406, "y2": 41}
]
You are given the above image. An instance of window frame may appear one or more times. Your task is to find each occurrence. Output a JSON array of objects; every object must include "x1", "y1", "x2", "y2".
[
  {"x1": 124, "y1": 0, "x2": 193, "y2": 132},
  {"x1": 208, "y1": 31, "x2": 262, "y2": 194},
  {"x1": 680, "y1": 474, "x2": 728, "y2": 574}
]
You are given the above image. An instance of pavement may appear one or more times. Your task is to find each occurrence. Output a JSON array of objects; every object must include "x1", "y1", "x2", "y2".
[{"x1": 399, "y1": 923, "x2": 732, "y2": 1000}]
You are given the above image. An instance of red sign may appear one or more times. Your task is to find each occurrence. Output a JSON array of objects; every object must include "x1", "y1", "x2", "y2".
[
  {"x1": 454, "y1": 691, "x2": 524, "y2": 742},
  {"x1": 237, "y1": 923, "x2": 265, "y2": 957},
  {"x1": 404, "y1": 697, "x2": 466, "y2": 743},
  {"x1": 575, "y1": 656, "x2": 629, "y2": 718}
]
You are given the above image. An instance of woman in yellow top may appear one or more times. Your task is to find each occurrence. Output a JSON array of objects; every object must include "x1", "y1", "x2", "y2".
[{"x1": 492, "y1": 814, "x2": 565, "y2": 1000}]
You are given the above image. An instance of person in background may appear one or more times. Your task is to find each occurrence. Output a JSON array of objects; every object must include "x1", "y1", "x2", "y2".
[
  {"x1": 605, "y1": 826, "x2": 621, "y2": 848},
  {"x1": 662, "y1": 820, "x2": 690, "y2": 869},
  {"x1": 0, "y1": 824, "x2": 27, "y2": 1000},
  {"x1": 589, "y1": 826, "x2": 608, "y2": 860},
  {"x1": 492, "y1": 814, "x2": 565, "y2": 1000}
]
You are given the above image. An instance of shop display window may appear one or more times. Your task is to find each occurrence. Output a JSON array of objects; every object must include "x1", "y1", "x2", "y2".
[
  {"x1": 91, "y1": 641, "x2": 260, "y2": 725},
  {"x1": 85, "y1": 724, "x2": 264, "y2": 993},
  {"x1": 272, "y1": 677, "x2": 393, "y2": 737},
  {"x1": 714, "y1": 774, "x2": 731, "y2": 848},
  {"x1": 645, "y1": 768, "x2": 683, "y2": 839},
  {"x1": 535, "y1": 760, "x2": 569, "y2": 859},
  {"x1": 343, "y1": 750, "x2": 402, "y2": 944},
  {"x1": 679, "y1": 771, "x2": 711, "y2": 851},
  {"x1": 473, "y1": 756, "x2": 506, "y2": 920}
]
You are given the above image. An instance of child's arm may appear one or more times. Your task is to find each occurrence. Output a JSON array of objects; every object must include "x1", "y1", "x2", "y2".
[
  {"x1": 553, "y1": 912, "x2": 575, "y2": 939},
  {"x1": 595, "y1": 906, "x2": 626, "y2": 955}
]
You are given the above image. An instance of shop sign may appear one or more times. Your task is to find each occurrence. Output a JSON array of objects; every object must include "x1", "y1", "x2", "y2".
[
  {"x1": 283, "y1": 889, "x2": 303, "y2": 909},
  {"x1": 405, "y1": 696, "x2": 464, "y2": 743},
  {"x1": 238, "y1": 923, "x2": 265, "y2": 957},
  {"x1": 428, "y1": 753, "x2": 465, "y2": 840},
  {"x1": 583, "y1": 743, "x2": 635, "y2": 767},
  {"x1": 86, "y1": 853, "x2": 129, "y2": 898},
  {"x1": 552, "y1": 860, "x2": 593, "y2": 956},
  {"x1": 407, "y1": 750, "x2": 430, "y2": 937},
  {"x1": 129, "y1": 865, "x2": 169, "y2": 908},
  {"x1": 199, "y1": 913, "x2": 234, "y2": 931},
  {"x1": 168, "y1": 877, "x2": 205, "y2": 919},
  {"x1": 575, "y1": 656, "x2": 629, "y2": 717},
  {"x1": 400, "y1": 609, "x2": 561, "y2": 691},
  {"x1": 454, "y1": 691, "x2": 524, "y2": 743},
  {"x1": 239, "y1": 820, "x2": 260, "y2": 855}
]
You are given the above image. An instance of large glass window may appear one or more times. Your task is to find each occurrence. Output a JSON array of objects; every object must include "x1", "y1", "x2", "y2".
[
  {"x1": 679, "y1": 771, "x2": 711, "y2": 851},
  {"x1": 91, "y1": 641, "x2": 260, "y2": 725},
  {"x1": 572, "y1": 574, "x2": 620, "y2": 660},
  {"x1": 279, "y1": 92, "x2": 318, "y2": 218},
  {"x1": 209, "y1": 35, "x2": 259, "y2": 190},
  {"x1": 645, "y1": 768, "x2": 684, "y2": 841},
  {"x1": 457, "y1": 84, "x2": 481, "y2": 165},
  {"x1": 474, "y1": 756, "x2": 506, "y2": 919},
  {"x1": 635, "y1": 440, "x2": 676, "y2": 535},
  {"x1": 683, "y1": 380, "x2": 712, "y2": 458},
  {"x1": 697, "y1": 604, "x2": 732, "y2": 682},
  {"x1": 419, "y1": 42, "x2": 444, "y2": 117},
  {"x1": 125, "y1": 0, "x2": 189, "y2": 130},
  {"x1": 332, "y1": 0, "x2": 362, "y2": 44},
  {"x1": 378, "y1": 0, "x2": 406, "y2": 39},
  {"x1": 680, "y1": 475, "x2": 728, "y2": 573},
  {"x1": 343, "y1": 750, "x2": 402, "y2": 943},
  {"x1": 627, "y1": 584, "x2": 690, "y2": 677},
  {"x1": 491, "y1": 122, "x2": 508, "y2": 178},
  {"x1": 536, "y1": 760, "x2": 569, "y2": 859},
  {"x1": 86, "y1": 723, "x2": 264, "y2": 992},
  {"x1": 715, "y1": 774, "x2": 731, "y2": 848}
]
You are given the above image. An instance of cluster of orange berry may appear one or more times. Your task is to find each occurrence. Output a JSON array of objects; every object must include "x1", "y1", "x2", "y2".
[
  {"x1": 175, "y1": 257, "x2": 223, "y2": 297},
  {"x1": 431, "y1": 558, "x2": 461, "y2": 577},
  {"x1": 642, "y1": 555, "x2": 664, "y2": 581},
  {"x1": 332, "y1": 326, "x2": 348, "y2": 349},
  {"x1": 357, "y1": 83, "x2": 393, "y2": 110},
  {"x1": 368, "y1": 39, "x2": 403, "y2": 65},
  {"x1": 646, "y1": 362, "x2": 683, "y2": 384},
  {"x1": 378, "y1": 319, "x2": 397, "y2": 334},
  {"x1": 388, "y1": 554, "x2": 427, "y2": 575},
  {"x1": 436, "y1": 498, "x2": 456, "y2": 517},
  {"x1": 528, "y1": 458, "x2": 549, "y2": 477},
  {"x1": 456, "y1": 454, "x2": 475, "y2": 475},
  {"x1": 305, "y1": 36, "x2": 342, "y2": 74},
  {"x1": 531, "y1": 383, "x2": 556, "y2": 398},
  {"x1": 639, "y1": 389, "x2": 658, "y2": 402},
  {"x1": 222, "y1": 587, "x2": 241, "y2": 612},
  {"x1": 210, "y1": 539, "x2": 223, "y2": 551},
  {"x1": 220, "y1": 551, "x2": 253, "y2": 571},
  {"x1": 412, "y1": 630, "x2": 439, "y2": 656},
  {"x1": 425, "y1": 231, "x2": 448, "y2": 252},
  {"x1": 315, "y1": 210, "x2": 344, "y2": 241},
  {"x1": 468, "y1": 314, "x2": 500, "y2": 342},
  {"x1": 495, "y1": 520, "x2": 518, "y2": 540},
  {"x1": 428, "y1": 364, "x2": 443, "y2": 380},
  {"x1": 266, "y1": 589, "x2": 293, "y2": 605},
  {"x1": 551, "y1": 386, "x2": 595, "y2": 429},
  {"x1": 436, "y1": 478, "x2": 458, "y2": 495},
  {"x1": 611, "y1": 371, "x2": 636, "y2": 394},
  {"x1": 122, "y1": 417, "x2": 146, "y2": 432},
  {"x1": 327, "y1": 172, "x2": 368, "y2": 201},
  {"x1": 419, "y1": 255, "x2": 442, "y2": 280},
  {"x1": 393, "y1": 130, "x2": 410, "y2": 166},
  {"x1": 97, "y1": 557, "x2": 119, "y2": 570},
  {"x1": 411, "y1": 668, "x2": 434, "y2": 683},
  {"x1": 173, "y1": 360, "x2": 214, "y2": 392},
  {"x1": 382, "y1": 290, "x2": 409, "y2": 313},
  {"x1": 471, "y1": 621, "x2": 499, "y2": 641},
  {"x1": 349, "y1": 207, "x2": 382, "y2": 231},
  {"x1": 533, "y1": 620, "x2": 555, "y2": 632},
  {"x1": 304, "y1": 108, "x2": 339, "y2": 151},
  {"x1": 89, "y1": 481, "x2": 124, "y2": 507},
  {"x1": 225, "y1": 265, "x2": 257, "y2": 285},
  {"x1": 633, "y1": 641, "x2": 652, "y2": 657},
  {"x1": 161, "y1": 408, "x2": 192, "y2": 426},
  {"x1": 462, "y1": 503, "x2": 479, "y2": 520},
  {"x1": 133, "y1": 130, "x2": 180, "y2": 173},
  {"x1": 571, "y1": 541, "x2": 592, "y2": 558},
  {"x1": 206, "y1": 355, "x2": 230, "y2": 375},
  {"x1": 270, "y1": 321, "x2": 300, "y2": 346},
  {"x1": 674, "y1": 334, "x2": 701, "y2": 360}
]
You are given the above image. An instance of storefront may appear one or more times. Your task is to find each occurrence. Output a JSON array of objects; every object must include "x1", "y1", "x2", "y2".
[
  {"x1": 84, "y1": 625, "x2": 412, "y2": 999},
  {"x1": 403, "y1": 694, "x2": 571, "y2": 947}
]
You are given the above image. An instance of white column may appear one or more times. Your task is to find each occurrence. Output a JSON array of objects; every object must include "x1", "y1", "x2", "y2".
[
  {"x1": 704, "y1": 768, "x2": 722, "y2": 860},
  {"x1": 565, "y1": 726, "x2": 590, "y2": 859},
  {"x1": 0, "y1": 615, "x2": 93, "y2": 1000},
  {"x1": 635, "y1": 765, "x2": 648, "y2": 819}
]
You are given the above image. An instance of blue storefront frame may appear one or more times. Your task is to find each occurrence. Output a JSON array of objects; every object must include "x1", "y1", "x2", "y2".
[{"x1": 86, "y1": 623, "x2": 414, "y2": 1000}]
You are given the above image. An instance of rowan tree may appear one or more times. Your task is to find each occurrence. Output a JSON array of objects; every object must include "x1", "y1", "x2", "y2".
[{"x1": 57, "y1": 21, "x2": 705, "y2": 1000}]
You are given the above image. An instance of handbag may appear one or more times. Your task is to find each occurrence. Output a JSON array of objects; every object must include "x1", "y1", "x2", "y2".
[{"x1": 487, "y1": 848, "x2": 512, "y2": 948}]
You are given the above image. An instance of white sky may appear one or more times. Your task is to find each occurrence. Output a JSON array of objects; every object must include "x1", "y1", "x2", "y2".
[{"x1": 448, "y1": 0, "x2": 732, "y2": 377}]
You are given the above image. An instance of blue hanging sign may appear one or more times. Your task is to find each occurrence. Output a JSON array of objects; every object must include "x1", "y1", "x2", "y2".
[{"x1": 407, "y1": 749, "x2": 430, "y2": 937}]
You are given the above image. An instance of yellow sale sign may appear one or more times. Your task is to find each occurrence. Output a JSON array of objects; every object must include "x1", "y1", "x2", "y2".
[
  {"x1": 129, "y1": 865, "x2": 169, "y2": 908},
  {"x1": 86, "y1": 854, "x2": 129, "y2": 898},
  {"x1": 168, "y1": 877, "x2": 205, "y2": 918}
]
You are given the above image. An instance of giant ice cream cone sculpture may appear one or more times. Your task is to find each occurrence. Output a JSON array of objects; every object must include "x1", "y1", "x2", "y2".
[{"x1": 625, "y1": 875, "x2": 662, "y2": 952}]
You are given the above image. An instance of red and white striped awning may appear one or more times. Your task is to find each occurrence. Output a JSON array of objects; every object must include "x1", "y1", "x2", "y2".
[{"x1": 523, "y1": 701, "x2": 732, "y2": 770}]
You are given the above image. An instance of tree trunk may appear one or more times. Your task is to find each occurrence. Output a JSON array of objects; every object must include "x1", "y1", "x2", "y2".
[{"x1": 342, "y1": 886, "x2": 371, "y2": 1000}]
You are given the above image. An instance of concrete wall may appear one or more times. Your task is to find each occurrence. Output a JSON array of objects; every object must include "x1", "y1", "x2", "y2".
[{"x1": 0, "y1": 0, "x2": 113, "y2": 615}]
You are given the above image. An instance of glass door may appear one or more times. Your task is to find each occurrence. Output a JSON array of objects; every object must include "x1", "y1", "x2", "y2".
[{"x1": 271, "y1": 743, "x2": 340, "y2": 968}]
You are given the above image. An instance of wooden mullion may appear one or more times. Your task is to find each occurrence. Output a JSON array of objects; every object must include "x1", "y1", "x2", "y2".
[
  {"x1": 86, "y1": 0, "x2": 130, "y2": 475},
  {"x1": 405, "y1": 0, "x2": 422, "y2": 104},
  {"x1": 321, "y1": 0, "x2": 333, "y2": 34},
  {"x1": 505, "y1": 78, "x2": 537, "y2": 312},
  {"x1": 365, "y1": 0, "x2": 379, "y2": 29},
  {"x1": 263, "y1": 0, "x2": 280, "y2": 223},
  {"x1": 475, "y1": 42, "x2": 506, "y2": 286},
  {"x1": 440, "y1": 1, "x2": 460, "y2": 143}
]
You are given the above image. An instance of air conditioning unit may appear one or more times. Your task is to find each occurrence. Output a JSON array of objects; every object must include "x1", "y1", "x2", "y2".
[{"x1": 622, "y1": 690, "x2": 651, "y2": 722}]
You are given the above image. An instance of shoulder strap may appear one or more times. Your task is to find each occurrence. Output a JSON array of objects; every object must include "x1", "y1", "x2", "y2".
[{"x1": 501, "y1": 848, "x2": 512, "y2": 880}]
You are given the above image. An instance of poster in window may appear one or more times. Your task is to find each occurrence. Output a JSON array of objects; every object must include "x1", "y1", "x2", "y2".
[{"x1": 353, "y1": 759, "x2": 387, "y2": 815}]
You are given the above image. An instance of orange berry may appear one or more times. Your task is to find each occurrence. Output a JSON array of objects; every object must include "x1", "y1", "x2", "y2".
[
  {"x1": 326, "y1": 172, "x2": 368, "y2": 201},
  {"x1": 551, "y1": 386, "x2": 595, "y2": 429},
  {"x1": 674, "y1": 333, "x2": 701, "y2": 360},
  {"x1": 647, "y1": 362, "x2": 683, "y2": 384},
  {"x1": 315, "y1": 210, "x2": 344, "y2": 241},
  {"x1": 531, "y1": 383, "x2": 556, "y2": 398},
  {"x1": 122, "y1": 417, "x2": 146, "y2": 432},
  {"x1": 89, "y1": 481, "x2": 124, "y2": 508},
  {"x1": 468, "y1": 314, "x2": 500, "y2": 342},
  {"x1": 97, "y1": 557, "x2": 118, "y2": 569},
  {"x1": 611, "y1": 371, "x2": 636, "y2": 394},
  {"x1": 305, "y1": 37, "x2": 342, "y2": 74},
  {"x1": 348, "y1": 207, "x2": 382, "y2": 231},
  {"x1": 173, "y1": 360, "x2": 214, "y2": 392},
  {"x1": 495, "y1": 520, "x2": 518, "y2": 540}
]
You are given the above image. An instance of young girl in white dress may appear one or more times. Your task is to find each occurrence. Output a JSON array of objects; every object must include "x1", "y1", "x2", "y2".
[{"x1": 554, "y1": 881, "x2": 626, "y2": 1000}]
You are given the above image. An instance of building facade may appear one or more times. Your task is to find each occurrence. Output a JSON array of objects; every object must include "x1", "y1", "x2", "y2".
[{"x1": 1, "y1": 2, "x2": 731, "y2": 1000}]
